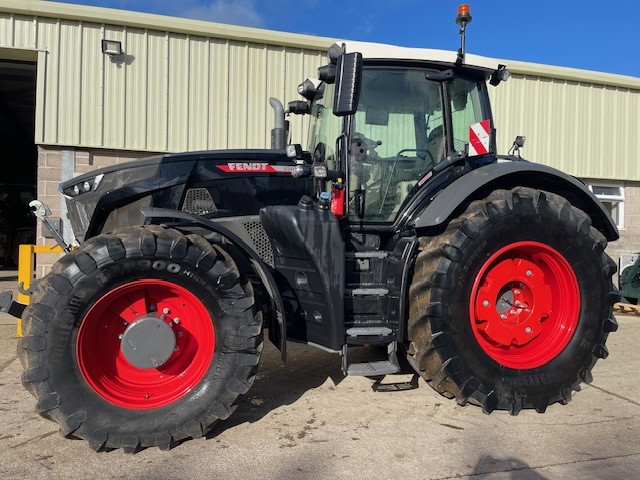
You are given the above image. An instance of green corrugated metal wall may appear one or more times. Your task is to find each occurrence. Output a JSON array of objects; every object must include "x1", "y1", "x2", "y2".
[
  {"x1": 490, "y1": 65, "x2": 640, "y2": 180},
  {"x1": 0, "y1": 3, "x2": 327, "y2": 152}
]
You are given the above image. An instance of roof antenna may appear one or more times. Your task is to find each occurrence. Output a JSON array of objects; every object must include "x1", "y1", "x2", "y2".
[{"x1": 455, "y1": 4, "x2": 472, "y2": 65}]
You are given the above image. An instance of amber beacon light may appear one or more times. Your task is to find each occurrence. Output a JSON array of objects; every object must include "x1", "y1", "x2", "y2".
[
  {"x1": 455, "y1": 4, "x2": 473, "y2": 64},
  {"x1": 456, "y1": 4, "x2": 472, "y2": 26}
]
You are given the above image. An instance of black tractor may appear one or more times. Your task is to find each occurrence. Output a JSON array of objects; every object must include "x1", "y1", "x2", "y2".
[{"x1": 4, "y1": 6, "x2": 618, "y2": 453}]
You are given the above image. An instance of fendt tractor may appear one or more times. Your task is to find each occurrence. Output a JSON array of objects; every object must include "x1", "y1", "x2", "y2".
[{"x1": 1, "y1": 5, "x2": 619, "y2": 453}]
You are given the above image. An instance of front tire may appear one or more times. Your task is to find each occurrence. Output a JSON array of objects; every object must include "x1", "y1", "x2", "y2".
[
  {"x1": 17, "y1": 226, "x2": 262, "y2": 452},
  {"x1": 407, "y1": 187, "x2": 617, "y2": 414}
]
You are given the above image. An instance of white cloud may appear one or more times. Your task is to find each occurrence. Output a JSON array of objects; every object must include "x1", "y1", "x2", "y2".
[{"x1": 182, "y1": 0, "x2": 265, "y2": 28}]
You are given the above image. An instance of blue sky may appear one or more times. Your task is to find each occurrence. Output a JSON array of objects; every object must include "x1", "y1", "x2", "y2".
[{"x1": 53, "y1": 0, "x2": 637, "y2": 77}]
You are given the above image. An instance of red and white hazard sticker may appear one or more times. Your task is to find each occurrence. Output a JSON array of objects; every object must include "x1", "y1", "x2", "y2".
[
  {"x1": 468, "y1": 119, "x2": 491, "y2": 156},
  {"x1": 216, "y1": 163, "x2": 295, "y2": 173}
]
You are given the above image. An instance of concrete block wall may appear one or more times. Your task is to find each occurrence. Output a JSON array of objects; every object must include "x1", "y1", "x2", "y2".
[{"x1": 34, "y1": 145, "x2": 150, "y2": 278}]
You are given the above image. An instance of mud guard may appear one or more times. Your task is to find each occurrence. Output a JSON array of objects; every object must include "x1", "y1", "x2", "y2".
[{"x1": 413, "y1": 161, "x2": 619, "y2": 241}]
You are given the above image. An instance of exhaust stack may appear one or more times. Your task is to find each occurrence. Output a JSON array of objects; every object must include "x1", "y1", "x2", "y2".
[{"x1": 269, "y1": 97, "x2": 287, "y2": 149}]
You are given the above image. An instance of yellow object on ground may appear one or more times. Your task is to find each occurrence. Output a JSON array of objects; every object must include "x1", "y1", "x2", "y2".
[{"x1": 16, "y1": 244, "x2": 66, "y2": 337}]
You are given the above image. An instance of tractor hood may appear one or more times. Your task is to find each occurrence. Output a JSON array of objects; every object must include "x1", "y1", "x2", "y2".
[{"x1": 60, "y1": 149, "x2": 306, "y2": 243}]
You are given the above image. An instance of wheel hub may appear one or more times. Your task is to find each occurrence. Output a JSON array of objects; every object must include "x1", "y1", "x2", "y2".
[
  {"x1": 120, "y1": 316, "x2": 176, "y2": 369},
  {"x1": 76, "y1": 279, "x2": 215, "y2": 409},
  {"x1": 474, "y1": 257, "x2": 552, "y2": 347},
  {"x1": 469, "y1": 241, "x2": 580, "y2": 369}
]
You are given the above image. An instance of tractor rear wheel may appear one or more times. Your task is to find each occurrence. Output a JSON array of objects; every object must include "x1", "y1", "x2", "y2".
[
  {"x1": 407, "y1": 187, "x2": 617, "y2": 414},
  {"x1": 17, "y1": 226, "x2": 262, "y2": 452}
]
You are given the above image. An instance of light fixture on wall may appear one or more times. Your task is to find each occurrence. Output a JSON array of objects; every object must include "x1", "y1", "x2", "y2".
[{"x1": 101, "y1": 39, "x2": 123, "y2": 57}]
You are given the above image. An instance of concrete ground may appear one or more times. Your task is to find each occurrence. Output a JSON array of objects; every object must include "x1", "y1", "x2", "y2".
[{"x1": 1, "y1": 269, "x2": 639, "y2": 480}]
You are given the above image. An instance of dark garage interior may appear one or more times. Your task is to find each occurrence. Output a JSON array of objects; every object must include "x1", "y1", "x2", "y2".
[{"x1": 0, "y1": 59, "x2": 37, "y2": 268}]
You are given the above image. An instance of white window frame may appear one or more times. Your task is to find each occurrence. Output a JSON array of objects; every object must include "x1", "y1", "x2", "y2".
[{"x1": 587, "y1": 182, "x2": 625, "y2": 230}]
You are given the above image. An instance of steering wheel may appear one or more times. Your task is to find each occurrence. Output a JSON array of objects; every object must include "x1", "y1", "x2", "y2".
[
  {"x1": 390, "y1": 149, "x2": 436, "y2": 179},
  {"x1": 378, "y1": 149, "x2": 436, "y2": 215},
  {"x1": 395, "y1": 149, "x2": 435, "y2": 166}
]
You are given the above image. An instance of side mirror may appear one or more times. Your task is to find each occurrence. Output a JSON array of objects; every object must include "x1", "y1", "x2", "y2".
[{"x1": 333, "y1": 52, "x2": 363, "y2": 117}]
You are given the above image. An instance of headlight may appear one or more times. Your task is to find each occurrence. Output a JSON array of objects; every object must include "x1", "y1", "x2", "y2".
[{"x1": 60, "y1": 174, "x2": 104, "y2": 198}]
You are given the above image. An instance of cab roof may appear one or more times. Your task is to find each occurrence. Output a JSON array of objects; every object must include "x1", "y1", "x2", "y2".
[{"x1": 339, "y1": 40, "x2": 503, "y2": 73}]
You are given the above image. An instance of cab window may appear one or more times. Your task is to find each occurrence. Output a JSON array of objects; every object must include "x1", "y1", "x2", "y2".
[
  {"x1": 348, "y1": 68, "x2": 444, "y2": 223},
  {"x1": 449, "y1": 77, "x2": 487, "y2": 152}
]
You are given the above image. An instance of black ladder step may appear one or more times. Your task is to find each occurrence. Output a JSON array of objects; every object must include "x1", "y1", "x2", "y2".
[
  {"x1": 347, "y1": 360, "x2": 400, "y2": 376},
  {"x1": 346, "y1": 327, "x2": 393, "y2": 337},
  {"x1": 345, "y1": 288, "x2": 390, "y2": 296},
  {"x1": 342, "y1": 341, "x2": 400, "y2": 377},
  {"x1": 345, "y1": 251, "x2": 388, "y2": 259}
]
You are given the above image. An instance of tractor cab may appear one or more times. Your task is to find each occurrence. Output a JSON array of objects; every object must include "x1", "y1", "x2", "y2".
[
  {"x1": 260, "y1": 28, "x2": 511, "y2": 371},
  {"x1": 306, "y1": 43, "x2": 504, "y2": 225}
]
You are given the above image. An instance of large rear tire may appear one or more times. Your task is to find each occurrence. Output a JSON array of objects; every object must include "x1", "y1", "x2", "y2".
[
  {"x1": 407, "y1": 187, "x2": 617, "y2": 414},
  {"x1": 17, "y1": 226, "x2": 262, "y2": 452}
]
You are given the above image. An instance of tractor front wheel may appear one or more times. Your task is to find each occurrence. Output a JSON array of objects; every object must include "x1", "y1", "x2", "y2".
[
  {"x1": 407, "y1": 187, "x2": 617, "y2": 414},
  {"x1": 17, "y1": 226, "x2": 262, "y2": 452}
]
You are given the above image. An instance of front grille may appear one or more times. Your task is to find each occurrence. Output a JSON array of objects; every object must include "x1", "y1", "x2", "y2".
[
  {"x1": 74, "y1": 202, "x2": 90, "y2": 233},
  {"x1": 243, "y1": 220, "x2": 274, "y2": 267}
]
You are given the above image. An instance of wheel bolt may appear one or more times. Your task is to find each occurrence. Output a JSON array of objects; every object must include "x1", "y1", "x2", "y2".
[
  {"x1": 482, "y1": 300, "x2": 490, "y2": 307},
  {"x1": 515, "y1": 300, "x2": 521, "y2": 306},
  {"x1": 163, "y1": 308, "x2": 170, "y2": 314},
  {"x1": 514, "y1": 289, "x2": 521, "y2": 295},
  {"x1": 525, "y1": 326, "x2": 532, "y2": 334},
  {"x1": 501, "y1": 314, "x2": 507, "y2": 320},
  {"x1": 173, "y1": 317, "x2": 180, "y2": 324},
  {"x1": 526, "y1": 270, "x2": 533, "y2": 277},
  {"x1": 118, "y1": 334, "x2": 123, "y2": 340},
  {"x1": 510, "y1": 309, "x2": 517, "y2": 315}
]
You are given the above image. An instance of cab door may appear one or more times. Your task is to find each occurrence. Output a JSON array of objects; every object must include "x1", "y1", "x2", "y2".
[{"x1": 347, "y1": 68, "x2": 446, "y2": 223}]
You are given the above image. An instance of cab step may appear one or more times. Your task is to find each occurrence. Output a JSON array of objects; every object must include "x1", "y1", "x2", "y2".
[
  {"x1": 346, "y1": 326, "x2": 395, "y2": 346},
  {"x1": 346, "y1": 326, "x2": 393, "y2": 337},
  {"x1": 342, "y1": 341, "x2": 400, "y2": 377}
]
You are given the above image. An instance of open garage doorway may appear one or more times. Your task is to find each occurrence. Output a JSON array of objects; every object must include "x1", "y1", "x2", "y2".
[{"x1": 0, "y1": 59, "x2": 37, "y2": 269}]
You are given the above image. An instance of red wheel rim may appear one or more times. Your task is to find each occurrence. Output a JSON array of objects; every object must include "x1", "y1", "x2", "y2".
[
  {"x1": 76, "y1": 279, "x2": 215, "y2": 409},
  {"x1": 469, "y1": 241, "x2": 579, "y2": 369}
]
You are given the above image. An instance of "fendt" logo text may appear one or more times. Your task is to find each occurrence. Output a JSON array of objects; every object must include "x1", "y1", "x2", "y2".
[{"x1": 222, "y1": 162, "x2": 269, "y2": 172}]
